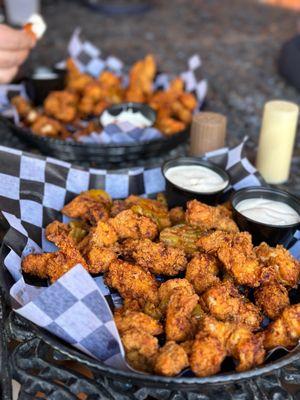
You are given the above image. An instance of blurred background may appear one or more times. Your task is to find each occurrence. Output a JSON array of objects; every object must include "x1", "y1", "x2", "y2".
[{"x1": 1, "y1": 0, "x2": 300, "y2": 152}]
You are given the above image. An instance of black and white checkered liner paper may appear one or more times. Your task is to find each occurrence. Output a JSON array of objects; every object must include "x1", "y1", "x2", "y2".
[
  {"x1": 1, "y1": 139, "x2": 300, "y2": 371},
  {"x1": 0, "y1": 29, "x2": 208, "y2": 144}
]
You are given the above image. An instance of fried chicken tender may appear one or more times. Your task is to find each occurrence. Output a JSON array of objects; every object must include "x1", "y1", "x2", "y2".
[
  {"x1": 256, "y1": 242, "x2": 300, "y2": 287},
  {"x1": 122, "y1": 238, "x2": 187, "y2": 276},
  {"x1": 186, "y1": 200, "x2": 239, "y2": 233},
  {"x1": 166, "y1": 290, "x2": 199, "y2": 342},
  {"x1": 160, "y1": 224, "x2": 203, "y2": 255},
  {"x1": 121, "y1": 328, "x2": 158, "y2": 372},
  {"x1": 110, "y1": 200, "x2": 128, "y2": 217},
  {"x1": 22, "y1": 252, "x2": 55, "y2": 279},
  {"x1": 264, "y1": 304, "x2": 300, "y2": 350},
  {"x1": 126, "y1": 54, "x2": 156, "y2": 102},
  {"x1": 31, "y1": 115, "x2": 67, "y2": 138},
  {"x1": 190, "y1": 316, "x2": 265, "y2": 376},
  {"x1": 158, "y1": 278, "x2": 195, "y2": 314},
  {"x1": 66, "y1": 59, "x2": 94, "y2": 93},
  {"x1": 198, "y1": 231, "x2": 262, "y2": 287},
  {"x1": 186, "y1": 253, "x2": 220, "y2": 294},
  {"x1": 114, "y1": 309, "x2": 163, "y2": 336},
  {"x1": 201, "y1": 281, "x2": 262, "y2": 330},
  {"x1": 156, "y1": 117, "x2": 186, "y2": 136},
  {"x1": 126, "y1": 195, "x2": 171, "y2": 231},
  {"x1": 105, "y1": 260, "x2": 159, "y2": 306},
  {"x1": 44, "y1": 91, "x2": 78, "y2": 123},
  {"x1": 154, "y1": 341, "x2": 189, "y2": 376},
  {"x1": 109, "y1": 209, "x2": 158, "y2": 240},
  {"x1": 169, "y1": 207, "x2": 185, "y2": 225},
  {"x1": 254, "y1": 282, "x2": 290, "y2": 320},
  {"x1": 62, "y1": 190, "x2": 111, "y2": 225},
  {"x1": 91, "y1": 221, "x2": 118, "y2": 247},
  {"x1": 85, "y1": 245, "x2": 119, "y2": 274}
]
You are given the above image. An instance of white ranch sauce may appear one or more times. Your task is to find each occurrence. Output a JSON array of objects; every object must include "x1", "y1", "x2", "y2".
[
  {"x1": 165, "y1": 165, "x2": 228, "y2": 193},
  {"x1": 101, "y1": 109, "x2": 152, "y2": 128},
  {"x1": 236, "y1": 198, "x2": 300, "y2": 226}
]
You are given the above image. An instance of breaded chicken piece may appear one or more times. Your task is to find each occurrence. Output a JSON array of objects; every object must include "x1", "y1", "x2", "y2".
[
  {"x1": 122, "y1": 238, "x2": 187, "y2": 276},
  {"x1": 186, "y1": 200, "x2": 239, "y2": 233},
  {"x1": 90, "y1": 221, "x2": 118, "y2": 247},
  {"x1": 201, "y1": 281, "x2": 262, "y2": 330},
  {"x1": 160, "y1": 224, "x2": 203, "y2": 255},
  {"x1": 85, "y1": 245, "x2": 119, "y2": 274},
  {"x1": 169, "y1": 207, "x2": 185, "y2": 225},
  {"x1": 62, "y1": 190, "x2": 111, "y2": 225},
  {"x1": 179, "y1": 340, "x2": 194, "y2": 357},
  {"x1": 109, "y1": 210, "x2": 158, "y2": 241},
  {"x1": 166, "y1": 290, "x2": 199, "y2": 342},
  {"x1": 254, "y1": 282, "x2": 290, "y2": 320},
  {"x1": 256, "y1": 242, "x2": 300, "y2": 287},
  {"x1": 190, "y1": 334, "x2": 226, "y2": 377},
  {"x1": 47, "y1": 250, "x2": 88, "y2": 282},
  {"x1": 114, "y1": 309, "x2": 163, "y2": 336},
  {"x1": 186, "y1": 253, "x2": 220, "y2": 294},
  {"x1": 22, "y1": 252, "x2": 55, "y2": 279},
  {"x1": 190, "y1": 316, "x2": 265, "y2": 376},
  {"x1": 110, "y1": 200, "x2": 128, "y2": 217},
  {"x1": 121, "y1": 328, "x2": 158, "y2": 372},
  {"x1": 105, "y1": 260, "x2": 159, "y2": 306},
  {"x1": 154, "y1": 341, "x2": 189, "y2": 376},
  {"x1": 44, "y1": 90, "x2": 78, "y2": 123},
  {"x1": 158, "y1": 278, "x2": 195, "y2": 313},
  {"x1": 125, "y1": 195, "x2": 171, "y2": 231},
  {"x1": 264, "y1": 304, "x2": 300, "y2": 350},
  {"x1": 199, "y1": 231, "x2": 262, "y2": 287}
]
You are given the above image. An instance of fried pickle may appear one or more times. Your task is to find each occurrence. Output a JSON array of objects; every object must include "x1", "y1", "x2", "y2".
[{"x1": 160, "y1": 224, "x2": 203, "y2": 255}]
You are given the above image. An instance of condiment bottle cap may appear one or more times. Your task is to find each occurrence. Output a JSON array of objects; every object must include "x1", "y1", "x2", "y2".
[{"x1": 189, "y1": 112, "x2": 227, "y2": 156}]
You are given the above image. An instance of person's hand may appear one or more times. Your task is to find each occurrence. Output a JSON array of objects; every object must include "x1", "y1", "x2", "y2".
[{"x1": 0, "y1": 24, "x2": 35, "y2": 83}]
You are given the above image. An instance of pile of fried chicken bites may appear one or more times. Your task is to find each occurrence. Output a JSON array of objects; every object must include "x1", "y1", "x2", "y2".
[
  {"x1": 11, "y1": 55, "x2": 197, "y2": 140},
  {"x1": 22, "y1": 190, "x2": 300, "y2": 377}
]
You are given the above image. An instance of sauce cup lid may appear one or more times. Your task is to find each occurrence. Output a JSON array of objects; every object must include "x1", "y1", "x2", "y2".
[
  {"x1": 162, "y1": 157, "x2": 230, "y2": 195},
  {"x1": 231, "y1": 186, "x2": 300, "y2": 228}
]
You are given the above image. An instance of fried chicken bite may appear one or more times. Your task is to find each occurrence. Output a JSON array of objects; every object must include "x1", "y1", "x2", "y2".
[
  {"x1": 31, "y1": 115, "x2": 67, "y2": 138},
  {"x1": 62, "y1": 189, "x2": 111, "y2": 225},
  {"x1": 122, "y1": 238, "x2": 187, "y2": 276},
  {"x1": 22, "y1": 252, "x2": 55, "y2": 279},
  {"x1": 114, "y1": 309, "x2": 163, "y2": 336},
  {"x1": 186, "y1": 200, "x2": 239, "y2": 233},
  {"x1": 254, "y1": 282, "x2": 290, "y2": 320},
  {"x1": 126, "y1": 195, "x2": 171, "y2": 231},
  {"x1": 85, "y1": 245, "x2": 119, "y2": 274},
  {"x1": 158, "y1": 278, "x2": 195, "y2": 314},
  {"x1": 91, "y1": 221, "x2": 118, "y2": 247},
  {"x1": 201, "y1": 281, "x2": 262, "y2": 330},
  {"x1": 186, "y1": 253, "x2": 220, "y2": 294},
  {"x1": 44, "y1": 91, "x2": 78, "y2": 123},
  {"x1": 155, "y1": 117, "x2": 185, "y2": 136},
  {"x1": 121, "y1": 328, "x2": 158, "y2": 372},
  {"x1": 109, "y1": 209, "x2": 158, "y2": 241},
  {"x1": 264, "y1": 304, "x2": 300, "y2": 350},
  {"x1": 256, "y1": 242, "x2": 300, "y2": 287},
  {"x1": 110, "y1": 200, "x2": 128, "y2": 217},
  {"x1": 154, "y1": 341, "x2": 189, "y2": 376},
  {"x1": 165, "y1": 289, "x2": 199, "y2": 342},
  {"x1": 160, "y1": 224, "x2": 203, "y2": 256},
  {"x1": 11, "y1": 95, "x2": 40, "y2": 125},
  {"x1": 126, "y1": 54, "x2": 156, "y2": 102},
  {"x1": 105, "y1": 260, "x2": 159, "y2": 306}
]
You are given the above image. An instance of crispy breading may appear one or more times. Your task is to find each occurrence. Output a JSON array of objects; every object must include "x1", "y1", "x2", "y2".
[
  {"x1": 122, "y1": 238, "x2": 187, "y2": 276},
  {"x1": 86, "y1": 245, "x2": 119, "y2": 274},
  {"x1": 264, "y1": 304, "x2": 300, "y2": 349},
  {"x1": 105, "y1": 260, "x2": 159, "y2": 306},
  {"x1": 186, "y1": 253, "x2": 220, "y2": 294},
  {"x1": 201, "y1": 281, "x2": 262, "y2": 330},
  {"x1": 44, "y1": 90, "x2": 78, "y2": 123},
  {"x1": 254, "y1": 282, "x2": 290, "y2": 320},
  {"x1": 109, "y1": 209, "x2": 158, "y2": 240},
  {"x1": 169, "y1": 207, "x2": 186, "y2": 225},
  {"x1": 256, "y1": 242, "x2": 300, "y2": 287},
  {"x1": 186, "y1": 200, "x2": 239, "y2": 233},
  {"x1": 165, "y1": 290, "x2": 199, "y2": 342},
  {"x1": 154, "y1": 341, "x2": 189, "y2": 376},
  {"x1": 31, "y1": 115, "x2": 68, "y2": 138},
  {"x1": 21, "y1": 252, "x2": 55, "y2": 279},
  {"x1": 158, "y1": 278, "x2": 195, "y2": 314},
  {"x1": 114, "y1": 309, "x2": 163, "y2": 336},
  {"x1": 121, "y1": 328, "x2": 158, "y2": 372},
  {"x1": 62, "y1": 190, "x2": 111, "y2": 225},
  {"x1": 91, "y1": 221, "x2": 118, "y2": 247}
]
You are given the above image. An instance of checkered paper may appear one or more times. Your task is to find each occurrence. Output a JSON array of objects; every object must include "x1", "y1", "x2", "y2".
[
  {"x1": 0, "y1": 139, "x2": 299, "y2": 371},
  {"x1": 0, "y1": 29, "x2": 207, "y2": 144}
]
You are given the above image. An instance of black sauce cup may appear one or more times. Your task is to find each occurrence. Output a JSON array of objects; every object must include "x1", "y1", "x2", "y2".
[
  {"x1": 25, "y1": 67, "x2": 66, "y2": 106},
  {"x1": 231, "y1": 187, "x2": 300, "y2": 247},
  {"x1": 100, "y1": 102, "x2": 156, "y2": 126},
  {"x1": 162, "y1": 157, "x2": 230, "y2": 208}
]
